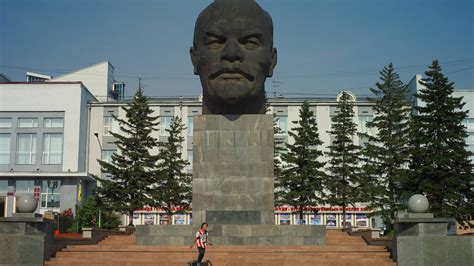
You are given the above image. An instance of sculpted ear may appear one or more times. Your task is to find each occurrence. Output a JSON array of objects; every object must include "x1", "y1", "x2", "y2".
[
  {"x1": 190, "y1": 46, "x2": 199, "y2": 75},
  {"x1": 267, "y1": 48, "x2": 277, "y2": 77}
]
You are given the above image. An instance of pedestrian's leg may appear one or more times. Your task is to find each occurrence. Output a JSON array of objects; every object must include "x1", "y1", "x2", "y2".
[{"x1": 197, "y1": 247, "x2": 205, "y2": 266}]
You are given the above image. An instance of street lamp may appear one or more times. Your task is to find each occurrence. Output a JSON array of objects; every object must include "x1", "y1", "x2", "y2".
[
  {"x1": 47, "y1": 180, "x2": 59, "y2": 232},
  {"x1": 94, "y1": 132, "x2": 102, "y2": 228}
]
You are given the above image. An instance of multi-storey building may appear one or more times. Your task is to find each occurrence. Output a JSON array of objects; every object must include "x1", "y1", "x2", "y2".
[
  {"x1": 0, "y1": 81, "x2": 95, "y2": 217},
  {"x1": 0, "y1": 61, "x2": 123, "y2": 218},
  {"x1": 87, "y1": 93, "x2": 378, "y2": 227},
  {"x1": 1, "y1": 62, "x2": 471, "y2": 229}
]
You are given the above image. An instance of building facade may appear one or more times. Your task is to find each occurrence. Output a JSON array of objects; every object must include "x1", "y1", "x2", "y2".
[
  {"x1": 87, "y1": 94, "x2": 377, "y2": 227},
  {"x1": 1, "y1": 62, "x2": 472, "y2": 229},
  {"x1": 0, "y1": 82, "x2": 95, "y2": 217}
]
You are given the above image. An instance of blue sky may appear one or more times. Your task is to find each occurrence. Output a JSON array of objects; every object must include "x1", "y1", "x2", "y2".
[{"x1": 1, "y1": 0, "x2": 473, "y2": 98}]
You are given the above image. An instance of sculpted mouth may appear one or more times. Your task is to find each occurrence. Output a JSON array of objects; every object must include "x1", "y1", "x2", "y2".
[
  {"x1": 219, "y1": 73, "x2": 244, "y2": 80},
  {"x1": 210, "y1": 68, "x2": 254, "y2": 81}
]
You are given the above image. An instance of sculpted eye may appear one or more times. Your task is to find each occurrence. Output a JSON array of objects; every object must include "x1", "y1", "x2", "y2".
[
  {"x1": 240, "y1": 36, "x2": 261, "y2": 50},
  {"x1": 205, "y1": 37, "x2": 221, "y2": 45},
  {"x1": 204, "y1": 33, "x2": 225, "y2": 49}
]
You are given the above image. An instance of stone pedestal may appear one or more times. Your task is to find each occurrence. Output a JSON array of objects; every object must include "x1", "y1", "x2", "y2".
[
  {"x1": 393, "y1": 215, "x2": 473, "y2": 266},
  {"x1": 136, "y1": 114, "x2": 326, "y2": 246},
  {"x1": 136, "y1": 224, "x2": 325, "y2": 246},
  {"x1": 0, "y1": 217, "x2": 55, "y2": 265},
  {"x1": 192, "y1": 114, "x2": 274, "y2": 226}
]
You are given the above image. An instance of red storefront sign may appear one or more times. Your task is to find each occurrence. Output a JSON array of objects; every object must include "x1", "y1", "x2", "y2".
[
  {"x1": 135, "y1": 206, "x2": 370, "y2": 212},
  {"x1": 33, "y1": 186, "x2": 41, "y2": 200}
]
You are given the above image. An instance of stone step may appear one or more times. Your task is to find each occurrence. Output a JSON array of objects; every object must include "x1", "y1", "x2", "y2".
[
  {"x1": 46, "y1": 258, "x2": 395, "y2": 266},
  {"x1": 56, "y1": 250, "x2": 391, "y2": 257},
  {"x1": 45, "y1": 259, "x2": 396, "y2": 266},
  {"x1": 63, "y1": 245, "x2": 387, "y2": 252},
  {"x1": 47, "y1": 233, "x2": 395, "y2": 266}
]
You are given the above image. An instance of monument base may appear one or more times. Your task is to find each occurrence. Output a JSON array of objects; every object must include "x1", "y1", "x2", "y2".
[
  {"x1": 393, "y1": 215, "x2": 473, "y2": 266},
  {"x1": 136, "y1": 224, "x2": 325, "y2": 246}
]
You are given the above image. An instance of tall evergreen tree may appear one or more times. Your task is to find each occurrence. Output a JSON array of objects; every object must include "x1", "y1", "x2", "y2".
[
  {"x1": 95, "y1": 88, "x2": 159, "y2": 226},
  {"x1": 325, "y1": 91, "x2": 362, "y2": 228},
  {"x1": 149, "y1": 116, "x2": 192, "y2": 222},
  {"x1": 273, "y1": 113, "x2": 286, "y2": 205},
  {"x1": 360, "y1": 64, "x2": 411, "y2": 229},
  {"x1": 278, "y1": 101, "x2": 326, "y2": 223},
  {"x1": 409, "y1": 60, "x2": 474, "y2": 225}
]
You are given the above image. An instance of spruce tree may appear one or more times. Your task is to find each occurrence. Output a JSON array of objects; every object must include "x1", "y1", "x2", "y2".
[
  {"x1": 278, "y1": 101, "x2": 326, "y2": 223},
  {"x1": 409, "y1": 60, "x2": 474, "y2": 225},
  {"x1": 95, "y1": 88, "x2": 159, "y2": 226},
  {"x1": 149, "y1": 116, "x2": 192, "y2": 223},
  {"x1": 325, "y1": 92, "x2": 362, "y2": 228},
  {"x1": 360, "y1": 64, "x2": 411, "y2": 229},
  {"x1": 273, "y1": 113, "x2": 286, "y2": 206}
]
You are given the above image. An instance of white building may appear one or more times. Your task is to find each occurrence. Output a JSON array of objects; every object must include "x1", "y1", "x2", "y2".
[
  {"x1": 87, "y1": 92, "x2": 377, "y2": 227},
  {"x1": 1, "y1": 62, "x2": 472, "y2": 229},
  {"x1": 0, "y1": 81, "x2": 95, "y2": 216},
  {"x1": 0, "y1": 61, "x2": 123, "y2": 218}
]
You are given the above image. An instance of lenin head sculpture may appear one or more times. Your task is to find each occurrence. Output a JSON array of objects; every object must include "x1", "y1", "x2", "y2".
[{"x1": 190, "y1": 0, "x2": 278, "y2": 115}]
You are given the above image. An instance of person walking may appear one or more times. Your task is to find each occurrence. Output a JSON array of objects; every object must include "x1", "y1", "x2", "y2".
[{"x1": 190, "y1": 222, "x2": 213, "y2": 266}]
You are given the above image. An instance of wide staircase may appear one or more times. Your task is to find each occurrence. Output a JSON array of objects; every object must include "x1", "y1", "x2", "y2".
[{"x1": 45, "y1": 229, "x2": 395, "y2": 266}]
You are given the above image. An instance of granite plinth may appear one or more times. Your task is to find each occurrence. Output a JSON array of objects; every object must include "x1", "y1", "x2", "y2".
[
  {"x1": 136, "y1": 115, "x2": 326, "y2": 246},
  {"x1": 135, "y1": 224, "x2": 326, "y2": 246},
  {"x1": 0, "y1": 217, "x2": 54, "y2": 266},
  {"x1": 192, "y1": 115, "x2": 274, "y2": 226},
  {"x1": 393, "y1": 216, "x2": 473, "y2": 266}
]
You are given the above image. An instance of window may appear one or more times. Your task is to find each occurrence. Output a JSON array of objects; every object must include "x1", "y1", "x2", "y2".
[
  {"x1": 101, "y1": 150, "x2": 115, "y2": 163},
  {"x1": 44, "y1": 118, "x2": 64, "y2": 128},
  {"x1": 464, "y1": 118, "x2": 474, "y2": 130},
  {"x1": 0, "y1": 118, "x2": 12, "y2": 128},
  {"x1": 103, "y1": 116, "x2": 118, "y2": 136},
  {"x1": 467, "y1": 132, "x2": 474, "y2": 144},
  {"x1": 187, "y1": 150, "x2": 193, "y2": 170},
  {"x1": 358, "y1": 116, "x2": 373, "y2": 135},
  {"x1": 40, "y1": 180, "x2": 60, "y2": 208},
  {"x1": 0, "y1": 180, "x2": 8, "y2": 192},
  {"x1": 16, "y1": 134, "x2": 36, "y2": 164},
  {"x1": 15, "y1": 180, "x2": 35, "y2": 194},
  {"x1": 160, "y1": 116, "x2": 173, "y2": 136},
  {"x1": 18, "y1": 118, "x2": 38, "y2": 128},
  {"x1": 0, "y1": 134, "x2": 11, "y2": 164},
  {"x1": 42, "y1": 134, "x2": 63, "y2": 164},
  {"x1": 275, "y1": 116, "x2": 288, "y2": 134},
  {"x1": 188, "y1": 116, "x2": 194, "y2": 136}
]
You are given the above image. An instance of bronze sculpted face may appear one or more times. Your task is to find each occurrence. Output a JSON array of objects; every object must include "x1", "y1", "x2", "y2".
[{"x1": 190, "y1": 0, "x2": 277, "y2": 114}]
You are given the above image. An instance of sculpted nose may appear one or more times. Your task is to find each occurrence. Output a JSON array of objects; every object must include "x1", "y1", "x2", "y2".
[{"x1": 221, "y1": 41, "x2": 243, "y2": 63}]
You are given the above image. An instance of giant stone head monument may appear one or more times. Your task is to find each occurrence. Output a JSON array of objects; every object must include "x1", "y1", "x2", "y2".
[
  {"x1": 190, "y1": 0, "x2": 278, "y2": 115},
  {"x1": 137, "y1": 0, "x2": 325, "y2": 246}
]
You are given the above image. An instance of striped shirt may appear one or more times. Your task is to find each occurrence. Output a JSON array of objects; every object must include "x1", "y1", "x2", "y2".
[{"x1": 196, "y1": 229, "x2": 208, "y2": 248}]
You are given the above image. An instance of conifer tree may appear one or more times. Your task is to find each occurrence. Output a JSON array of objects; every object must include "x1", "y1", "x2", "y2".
[
  {"x1": 325, "y1": 92, "x2": 361, "y2": 228},
  {"x1": 278, "y1": 101, "x2": 326, "y2": 223},
  {"x1": 95, "y1": 88, "x2": 159, "y2": 226},
  {"x1": 273, "y1": 113, "x2": 286, "y2": 205},
  {"x1": 409, "y1": 60, "x2": 474, "y2": 225},
  {"x1": 360, "y1": 64, "x2": 411, "y2": 229},
  {"x1": 149, "y1": 116, "x2": 192, "y2": 222}
]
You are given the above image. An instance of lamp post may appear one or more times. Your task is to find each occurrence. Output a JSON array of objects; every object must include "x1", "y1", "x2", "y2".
[
  {"x1": 47, "y1": 180, "x2": 59, "y2": 232},
  {"x1": 94, "y1": 132, "x2": 102, "y2": 228}
]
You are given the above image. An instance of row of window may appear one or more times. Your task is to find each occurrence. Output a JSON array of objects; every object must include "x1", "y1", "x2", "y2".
[
  {"x1": 275, "y1": 115, "x2": 373, "y2": 135},
  {"x1": 0, "y1": 117, "x2": 64, "y2": 128},
  {"x1": 103, "y1": 116, "x2": 196, "y2": 137},
  {"x1": 103, "y1": 115, "x2": 374, "y2": 137},
  {"x1": 0, "y1": 133, "x2": 63, "y2": 165}
]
